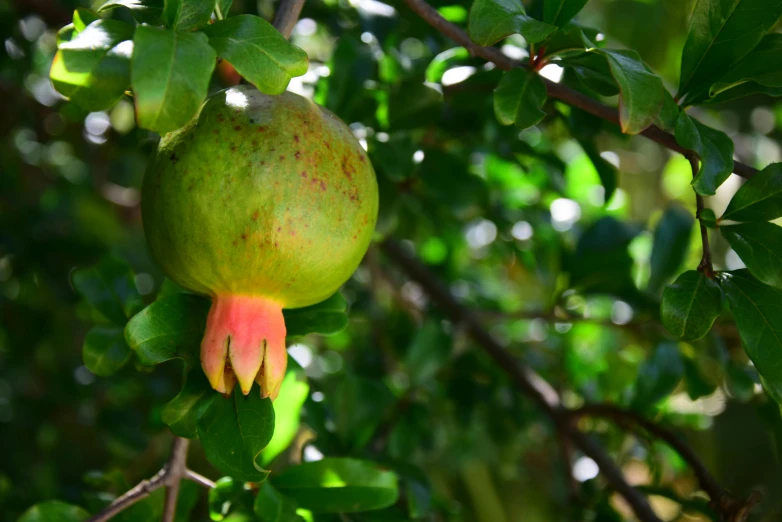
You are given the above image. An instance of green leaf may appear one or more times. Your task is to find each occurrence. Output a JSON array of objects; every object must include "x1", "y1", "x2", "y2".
[
  {"x1": 202, "y1": 15, "x2": 309, "y2": 95},
  {"x1": 272, "y1": 458, "x2": 399, "y2": 513},
  {"x1": 215, "y1": 0, "x2": 232, "y2": 18},
  {"x1": 722, "y1": 223, "x2": 782, "y2": 289},
  {"x1": 98, "y1": 0, "x2": 164, "y2": 24},
  {"x1": 467, "y1": 0, "x2": 557, "y2": 46},
  {"x1": 254, "y1": 482, "x2": 302, "y2": 522},
  {"x1": 124, "y1": 294, "x2": 210, "y2": 366},
  {"x1": 543, "y1": 0, "x2": 588, "y2": 27},
  {"x1": 577, "y1": 137, "x2": 617, "y2": 201},
  {"x1": 82, "y1": 326, "x2": 132, "y2": 377},
  {"x1": 161, "y1": 369, "x2": 213, "y2": 438},
  {"x1": 163, "y1": 0, "x2": 215, "y2": 32},
  {"x1": 710, "y1": 34, "x2": 782, "y2": 97},
  {"x1": 585, "y1": 42, "x2": 665, "y2": 134},
  {"x1": 699, "y1": 208, "x2": 718, "y2": 228},
  {"x1": 569, "y1": 217, "x2": 640, "y2": 295},
  {"x1": 404, "y1": 320, "x2": 450, "y2": 385},
  {"x1": 648, "y1": 206, "x2": 695, "y2": 294},
  {"x1": 723, "y1": 270, "x2": 782, "y2": 405},
  {"x1": 543, "y1": 24, "x2": 599, "y2": 58},
  {"x1": 131, "y1": 26, "x2": 216, "y2": 134},
  {"x1": 260, "y1": 367, "x2": 310, "y2": 465},
  {"x1": 493, "y1": 68, "x2": 547, "y2": 130},
  {"x1": 661, "y1": 270, "x2": 723, "y2": 340},
  {"x1": 208, "y1": 477, "x2": 255, "y2": 520},
  {"x1": 197, "y1": 387, "x2": 275, "y2": 482},
  {"x1": 674, "y1": 112, "x2": 734, "y2": 196},
  {"x1": 631, "y1": 343, "x2": 685, "y2": 409},
  {"x1": 678, "y1": 0, "x2": 782, "y2": 103},
  {"x1": 654, "y1": 90, "x2": 680, "y2": 132},
  {"x1": 284, "y1": 293, "x2": 349, "y2": 337},
  {"x1": 71, "y1": 256, "x2": 142, "y2": 325},
  {"x1": 559, "y1": 52, "x2": 620, "y2": 96},
  {"x1": 387, "y1": 81, "x2": 443, "y2": 130},
  {"x1": 73, "y1": 9, "x2": 99, "y2": 32},
  {"x1": 17, "y1": 501, "x2": 90, "y2": 522},
  {"x1": 50, "y1": 20, "x2": 133, "y2": 112},
  {"x1": 722, "y1": 163, "x2": 782, "y2": 222}
]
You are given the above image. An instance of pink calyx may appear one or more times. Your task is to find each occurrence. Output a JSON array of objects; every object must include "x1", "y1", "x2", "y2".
[{"x1": 200, "y1": 294, "x2": 287, "y2": 399}]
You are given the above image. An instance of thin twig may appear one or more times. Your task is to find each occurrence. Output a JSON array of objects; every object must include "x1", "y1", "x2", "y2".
[
  {"x1": 86, "y1": 438, "x2": 193, "y2": 522},
  {"x1": 689, "y1": 156, "x2": 715, "y2": 277},
  {"x1": 571, "y1": 404, "x2": 762, "y2": 522},
  {"x1": 272, "y1": 0, "x2": 306, "y2": 39},
  {"x1": 380, "y1": 239, "x2": 663, "y2": 522},
  {"x1": 400, "y1": 0, "x2": 758, "y2": 181},
  {"x1": 185, "y1": 469, "x2": 217, "y2": 489}
]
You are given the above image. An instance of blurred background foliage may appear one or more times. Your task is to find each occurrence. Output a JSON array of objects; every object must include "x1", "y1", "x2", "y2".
[{"x1": 2, "y1": 0, "x2": 782, "y2": 520}]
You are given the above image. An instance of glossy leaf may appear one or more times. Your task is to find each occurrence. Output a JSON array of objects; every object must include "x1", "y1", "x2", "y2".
[
  {"x1": 543, "y1": 0, "x2": 588, "y2": 27},
  {"x1": 17, "y1": 501, "x2": 90, "y2": 522},
  {"x1": 124, "y1": 294, "x2": 210, "y2": 366},
  {"x1": 654, "y1": 90, "x2": 680, "y2": 132},
  {"x1": 699, "y1": 208, "x2": 718, "y2": 228},
  {"x1": 82, "y1": 326, "x2": 131, "y2": 377},
  {"x1": 674, "y1": 112, "x2": 734, "y2": 196},
  {"x1": 493, "y1": 68, "x2": 547, "y2": 130},
  {"x1": 648, "y1": 205, "x2": 695, "y2": 294},
  {"x1": 98, "y1": 0, "x2": 164, "y2": 24},
  {"x1": 72, "y1": 9, "x2": 99, "y2": 32},
  {"x1": 586, "y1": 42, "x2": 665, "y2": 134},
  {"x1": 723, "y1": 270, "x2": 782, "y2": 405},
  {"x1": 260, "y1": 367, "x2": 310, "y2": 465},
  {"x1": 559, "y1": 52, "x2": 620, "y2": 96},
  {"x1": 284, "y1": 293, "x2": 349, "y2": 337},
  {"x1": 197, "y1": 387, "x2": 275, "y2": 482},
  {"x1": 161, "y1": 369, "x2": 213, "y2": 438},
  {"x1": 254, "y1": 482, "x2": 302, "y2": 522},
  {"x1": 631, "y1": 343, "x2": 685, "y2": 409},
  {"x1": 50, "y1": 20, "x2": 133, "y2": 112},
  {"x1": 711, "y1": 34, "x2": 782, "y2": 97},
  {"x1": 722, "y1": 163, "x2": 782, "y2": 222},
  {"x1": 203, "y1": 15, "x2": 308, "y2": 95},
  {"x1": 661, "y1": 270, "x2": 722, "y2": 340},
  {"x1": 71, "y1": 256, "x2": 142, "y2": 325},
  {"x1": 468, "y1": 0, "x2": 557, "y2": 46},
  {"x1": 678, "y1": 0, "x2": 782, "y2": 103},
  {"x1": 131, "y1": 26, "x2": 216, "y2": 134},
  {"x1": 722, "y1": 222, "x2": 782, "y2": 289},
  {"x1": 162, "y1": 0, "x2": 215, "y2": 32},
  {"x1": 272, "y1": 458, "x2": 399, "y2": 513}
]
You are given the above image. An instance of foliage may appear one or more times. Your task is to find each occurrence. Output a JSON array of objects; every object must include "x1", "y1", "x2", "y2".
[{"x1": 4, "y1": 0, "x2": 782, "y2": 520}]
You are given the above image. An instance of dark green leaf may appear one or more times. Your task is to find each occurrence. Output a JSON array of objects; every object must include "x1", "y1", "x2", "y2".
[
  {"x1": 215, "y1": 0, "x2": 232, "y2": 18},
  {"x1": 272, "y1": 458, "x2": 399, "y2": 513},
  {"x1": 648, "y1": 205, "x2": 695, "y2": 294},
  {"x1": 722, "y1": 163, "x2": 782, "y2": 222},
  {"x1": 197, "y1": 387, "x2": 275, "y2": 482},
  {"x1": 124, "y1": 294, "x2": 210, "y2": 366},
  {"x1": 73, "y1": 9, "x2": 99, "y2": 32},
  {"x1": 163, "y1": 0, "x2": 215, "y2": 31},
  {"x1": 71, "y1": 256, "x2": 143, "y2": 325},
  {"x1": 706, "y1": 81, "x2": 782, "y2": 104},
  {"x1": 722, "y1": 222, "x2": 782, "y2": 289},
  {"x1": 559, "y1": 52, "x2": 620, "y2": 96},
  {"x1": 631, "y1": 343, "x2": 685, "y2": 409},
  {"x1": 56, "y1": 24, "x2": 76, "y2": 45},
  {"x1": 387, "y1": 80, "x2": 443, "y2": 130},
  {"x1": 82, "y1": 326, "x2": 132, "y2": 377},
  {"x1": 586, "y1": 42, "x2": 665, "y2": 134},
  {"x1": 131, "y1": 26, "x2": 216, "y2": 134},
  {"x1": 50, "y1": 20, "x2": 133, "y2": 112},
  {"x1": 543, "y1": 24, "x2": 599, "y2": 58},
  {"x1": 569, "y1": 217, "x2": 640, "y2": 294},
  {"x1": 723, "y1": 270, "x2": 782, "y2": 405},
  {"x1": 260, "y1": 367, "x2": 309, "y2": 465},
  {"x1": 333, "y1": 374, "x2": 395, "y2": 451},
  {"x1": 17, "y1": 501, "x2": 90, "y2": 522},
  {"x1": 98, "y1": 0, "x2": 164, "y2": 24},
  {"x1": 678, "y1": 0, "x2": 782, "y2": 103},
  {"x1": 683, "y1": 356, "x2": 718, "y2": 400},
  {"x1": 493, "y1": 68, "x2": 547, "y2": 130},
  {"x1": 661, "y1": 270, "x2": 722, "y2": 340},
  {"x1": 254, "y1": 482, "x2": 302, "y2": 522},
  {"x1": 404, "y1": 320, "x2": 450, "y2": 385},
  {"x1": 161, "y1": 369, "x2": 213, "y2": 438},
  {"x1": 711, "y1": 34, "x2": 782, "y2": 97},
  {"x1": 468, "y1": 0, "x2": 557, "y2": 46},
  {"x1": 202, "y1": 15, "x2": 309, "y2": 95},
  {"x1": 674, "y1": 112, "x2": 734, "y2": 196},
  {"x1": 543, "y1": 0, "x2": 588, "y2": 27},
  {"x1": 699, "y1": 208, "x2": 717, "y2": 228},
  {"x1": 208, "y1": 477, "x2": 255, "y2": 520},
  {"x1": 284, "y1": 293, "x2": 349, "y2": 337},
  {"x1": 654, "y1": 90, "x2": 680, "y2": 132}
]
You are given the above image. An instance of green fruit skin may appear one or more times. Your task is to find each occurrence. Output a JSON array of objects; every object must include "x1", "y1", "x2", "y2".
[{"x1": 142, "y1": 86, "x2": 378, "y2": 308}]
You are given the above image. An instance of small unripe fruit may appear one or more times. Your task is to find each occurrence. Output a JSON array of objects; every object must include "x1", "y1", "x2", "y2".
[{"x1": 142, "y1": 86, "x2": 378, "y2": 398}]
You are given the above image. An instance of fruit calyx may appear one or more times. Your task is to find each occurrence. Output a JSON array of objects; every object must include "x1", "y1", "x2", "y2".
[{"x1": 201, "y1": 294, "x2": 287, "y2": 399}]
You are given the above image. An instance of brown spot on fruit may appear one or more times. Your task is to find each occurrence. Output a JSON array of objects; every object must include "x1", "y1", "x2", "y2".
[
  {"x1": 301, "y1": 171, "x2": 307, "y2": 178},
  {"x1": 234, "y1": 125, "x2": 242, "y2": 131},
  {"x1": 279, "y1": 155, "x2": 285, "y2": 161},
  {"x1": 277, "y1": 227, "x2": 281, "y2": 232},
  {"x1": 320, "y1": 180, "x2": 327, "y2": 191},
  {"x1": 230, "y1": 145, "x2": 237, "y2": 152},
  {"x1": 294, "y1": 135, "x2": 300, "y2": 142},
  {"x1": 257, "y1": 126, "x2": 266, "y2": 133},
  {"x1": 295, "y1": 151, "x2": 301, "y2": 160},
  {"x1": 170, "y1": 153, "x2": 178, "y2": 164},
  {"x1": 252, "y1": 210, "x2": 259, "y2": 220},
  {"x1": 241, "y1": 233, "x2": 248, "y2": 240},
  {"x1": 212, "y1": 129, "x2": 219, "y2": 135}
]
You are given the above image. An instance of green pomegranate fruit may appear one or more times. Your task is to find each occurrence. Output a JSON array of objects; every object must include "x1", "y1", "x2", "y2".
[{"x1": 142, "y1": 85, "x2": 378, "y2": 399}]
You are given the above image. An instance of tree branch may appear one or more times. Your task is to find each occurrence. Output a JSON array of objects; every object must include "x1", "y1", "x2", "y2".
[
  {"x1": 86, "y1": 437, "x2": 195, "y2": 522},
  {"x1": 571, "y1": 404, "x2": 761, "y2": 522},
  {"x1": 400, "y1": 0, "x2": 758, "y2": 180},
  {"x1": 380, "y1": 239, "x2": 663, "y2": 522},
  {"x1": 185, "y1": 469, "x2": 217, "y2": 489},
  {"x1": 273, "y1": 0, "x2": 306, "y2": 39}
]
